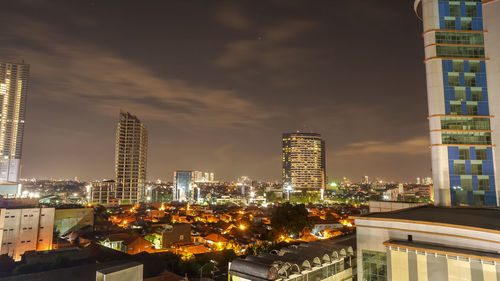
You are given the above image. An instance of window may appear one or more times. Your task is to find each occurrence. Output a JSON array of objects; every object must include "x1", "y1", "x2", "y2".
[
  {"x1": 466, "y1": 5, "x2": 477, "y2": 17},
  {"x1": 442, "y1": 132, "x2": 491, "y2": 145},
  {"x1": 461, "y1": 18, "x2": 472, "y2": 30},
  {"x1": 362, "y1": 250, "x2": 386, "y2": 281},
  {"x1": 454, "y1": 88, "x2": 466, "y2": 101},
  {"x1": 450, "y1": 4, "x2": 461, "y2": 17},
  {"x1": 459, "y1": 148, "x2": 470, "y2": 160},
  {"x1": 470, "y1": 62, "x2": 481, "y2": 73},
  {"x1": 476, "y1": 148, "x2": 487, "y2": 160},
  {"x1": 473, "y1": 191, "x2": 485, "y2": 206},
  {"x1": 454, "y1": 162, "x2": 466, "y2": 175},
  {"x1": 465, "y1": 75, "x2": 476, "y2": 87},
  {"x1": 448, "y1": 74, "x2": 460, "y2": 86},
  {"x1": 441, "y1": 117, "x2": 490, "y2": 130},
  {"x1": 445, "y1": 18, "x2": 456, "y2": 30},
  {"x1": 466, "y1": 104, "x2": 478, "y2": 115},
  {"x1": 435, "y1": 32, "x2": 484, "y2": 45},
  {"x1": 478, "y1": 176, "x2": 490, "y2": 190},
  {"x1": 437, "y1": 46, "x2": 485, "y2": 58},
  {"x1": 471, "y1": 163, "x2": 483, "y2": 175},
  {"x1": 450, "y1": 103, "x2": 462, "y2": 115},
  {"x1": 453, "y1": 60, "x2": 464, "y2": 72},
  {"x1": 471, "y1": 89, "x2": 482, "y2": 101},
  {"x1": 461, "y1": 176, "x2": 473, "y2": 190}
]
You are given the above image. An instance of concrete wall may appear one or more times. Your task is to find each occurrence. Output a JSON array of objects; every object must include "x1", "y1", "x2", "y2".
[
  {"x1": 0, "y1": 208, "x2": 54, "y2": 261},
  {"x1": 54, "y1": 208, "x2": 94, "y2": 235}
]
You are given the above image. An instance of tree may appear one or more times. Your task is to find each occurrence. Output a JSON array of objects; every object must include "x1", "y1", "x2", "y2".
[{"x1": 271, "y1": 203, "x2": 310, "y2": 238}]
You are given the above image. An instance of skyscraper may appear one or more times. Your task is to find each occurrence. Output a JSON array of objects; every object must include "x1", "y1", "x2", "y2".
[
  {"x1": 415, "y1": 0, "x2": 500, "y2": 206},
  {"x1": 282, "y1": 132, "x2": 326, "y2": 192},
  {"x1": 0, "y1": 62, "x2": 29, "y2": 183},
  {"x1": 115, "y1": 112, "x2": 148, "y2": 204},
  {"x1": 173, "y1": 171, "x2": 194, "y2": 202}
]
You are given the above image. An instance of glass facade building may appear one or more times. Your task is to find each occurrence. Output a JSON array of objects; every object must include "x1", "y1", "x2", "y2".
[
  {"x1": 0, "y1": 62, "x2": 29, "y2": 184},
  {"x1": 282, "y1": 132, "x2": 326, "y2": 192},
  {"x1": 173, "y1": 171, "x2": 194, "y2": 202},
  {"x1": 415, "y1": 0, "x2": 500, "y2": 206}
]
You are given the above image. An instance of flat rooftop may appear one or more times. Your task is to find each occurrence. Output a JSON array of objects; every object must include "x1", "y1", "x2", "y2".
[{"x1": 358, "y1": 206, "x2": 500, "y2": 231}]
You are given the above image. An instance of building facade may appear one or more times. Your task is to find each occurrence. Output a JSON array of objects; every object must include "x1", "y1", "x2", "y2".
[
  {"x1": 282, "y1": 132, "x2": 326, "y2": 192},
  {"x1": 173, "y1": 171, "x2": 194, "y2": 202},
  {"x1": 415, "y1": 0, "x2": 500, "y2": 206},
  {"x1": 0, "y1": 62, "x2": 29, "y2": 184},
  {"x1": 193, "y1": 171, "x2": 214, "y2": 183},
  {"x1": 115, "y1": 112, "x2": 148, "y2": 204},
  {"x1": 90, "y1": 180, "x2": 117, "y2": 205},
  {"x1": 355, "y1": 206, "x2": 500, "y2": 281},
  {"x1": 0, "y1": 207, "x2": 54, "y2": 261}
]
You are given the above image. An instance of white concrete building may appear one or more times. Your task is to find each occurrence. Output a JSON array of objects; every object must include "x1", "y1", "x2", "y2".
[
  {"x1": 355, "y1": 206, "x2": 500, "y2": 280},
  {"x1": 0, "y1": 207, "x2": 54, "y2": 261}
]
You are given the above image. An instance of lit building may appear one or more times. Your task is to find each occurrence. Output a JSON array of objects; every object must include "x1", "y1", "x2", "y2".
[
  {"x1": 229, "y1": 235, "x2": 355, "y2": 281},
  {"x1": 414, "y1": 0, "x2": 500, "y2": 206},
  {"x1": 173, "y1": 171, "x2": 194, "y2": 202},
  {"x1": 0, "y1": 207, "x2": 54, "y2": 261},
  {"x1": 0, "y1": 62, "x2": 29, "y2": 184},
  {"x1": 282, "y1": 132, "x2": 326, "y2": 192},
  {"x1": 355, "y1": 206, "x2": 500, "y2": 280},
  {"x1": 115, "y1": 112, "x2": 148, "y2": 204},
  {"x1": 90, "y1": 179, "x2": 116, "y2": 205},
  {"x1": 193, "y1": 171, "x2": 215, "y2": 183}
]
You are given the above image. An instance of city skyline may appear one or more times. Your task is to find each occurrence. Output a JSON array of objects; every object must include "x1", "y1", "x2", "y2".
[{"x1": 1, "y1": 1, "x2": 430, "y2": 182}]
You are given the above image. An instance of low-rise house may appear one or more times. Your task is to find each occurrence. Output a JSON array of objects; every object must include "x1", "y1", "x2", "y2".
[
  {"x1": 162, "y1": 223, "x2": 191, "y2": 248},
  {"x1": 100, "y1": 233, "x2": 153, "y2": 255}
]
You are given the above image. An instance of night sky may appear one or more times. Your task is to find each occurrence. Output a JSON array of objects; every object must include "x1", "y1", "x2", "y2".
[{"x1": 1, "y1": 0, "x2": 430, "y2": 182}]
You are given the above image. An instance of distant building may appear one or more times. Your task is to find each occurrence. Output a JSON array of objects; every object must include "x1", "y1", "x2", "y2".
[
  {"x1": 229, "y1": 235, "x2": 355, "y2": 281},
  {"x1": 414, "y1": 0, "x2": 500, "y2": 206},
  {"x1": 0, "y1": 207, "x2": 54, "y2": 261},
  {"x1": 173, "y1": 171, "x2": 194, "y2": 202},
  {"x1": 0, "y1": 62, "x2": 29, "y2": 184},
  {"x1": 115, "y1": 112, "x2": 148, "y2": 204},
  {"x1": 193, "y1": 171, "x2": 214, "y2": 183},
  {"x1": 90, "y1": 180, "x2": 117, "y2": 205},
  {"x1": 355, "y1": 206, "x2": 500, "y2": 280},
  {"x1": 282, "y1": 132, "x2": 326, "y2": 192}
]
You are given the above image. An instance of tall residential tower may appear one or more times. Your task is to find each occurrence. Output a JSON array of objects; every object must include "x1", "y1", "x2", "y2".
[
  {"x1": 415, "y1": 0, "x2": 500, "y2": 206},
  {"x1": 115, "y1": 112, "x2": 148, "y2": 204},
  {"x1": 282, "y1": 132, "x2": 326, "y2": 192},
  {"x1": 0, "y1": 62, "x2": 29, "y2": 183}
]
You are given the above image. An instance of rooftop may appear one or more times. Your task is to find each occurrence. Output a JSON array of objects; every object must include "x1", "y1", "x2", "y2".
[
  {"x1": 384, "y1": 239, "x2": 500, "y2": 262},
  {"x1": 357, "y1": 206, "x2": 500, "y2": 232}
]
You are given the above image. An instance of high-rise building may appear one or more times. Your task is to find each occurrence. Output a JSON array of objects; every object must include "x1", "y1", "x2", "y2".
[
  {"x1": 0, "y1": 62, "x2": 29, "y2": 184},
  {"x1": 193, "y1": 171, "x2": 215, "y2": 183},
  {"x1": 173, "y1": 171, "x2": 194, "y2": 202},
  {"x1": 415, "y1": 0, "x2": 500, "y2": 206},
  {"x1": 0, "y1": 207, "x2": 54, "y2": 261},
  {"x1": 282, "y1": 132, "x2": 326, "y2": 192},
  {"x1": 115, "y1": 112, "x2": 148, "y2": 204}
]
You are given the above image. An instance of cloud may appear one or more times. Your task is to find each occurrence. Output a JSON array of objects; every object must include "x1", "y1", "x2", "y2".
[
  {"x1": 215, "y1": 4, "x2": 253, "y2": 31},
  {"x1": 0, "y1": 19, "x2": 276, "y2": 129},
  {"x1": 335, "y1": 136, "x2": 430, "y2": 156},
  {"x1": 214, "y1": 3, "x2": 317, "y2": 70}
]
